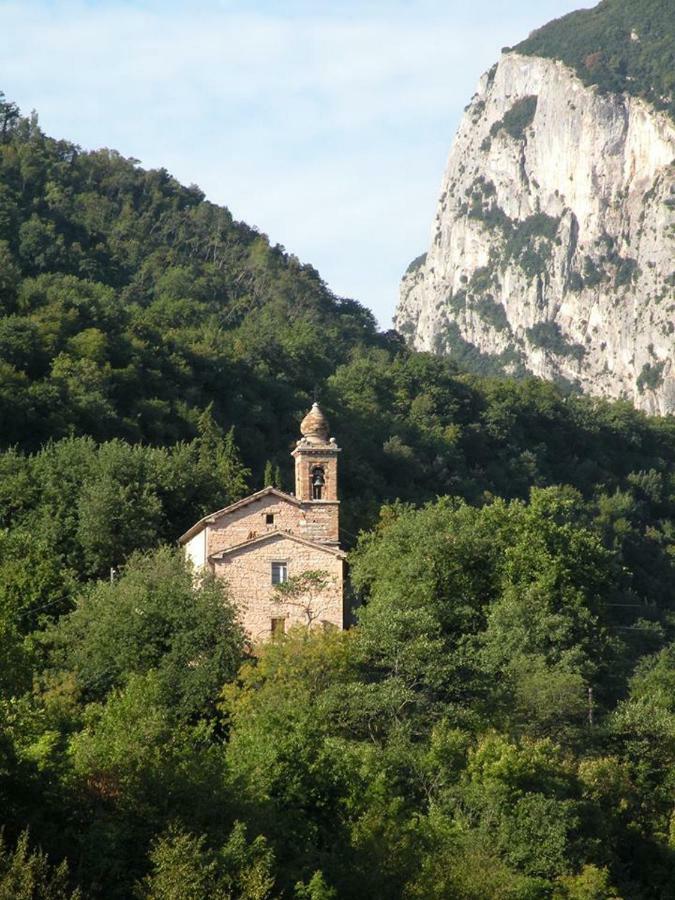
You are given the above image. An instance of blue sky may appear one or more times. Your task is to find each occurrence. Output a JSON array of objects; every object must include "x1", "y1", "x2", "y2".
[{"x1": 1, "y1": 0, "x2": 591, "y2": 327}]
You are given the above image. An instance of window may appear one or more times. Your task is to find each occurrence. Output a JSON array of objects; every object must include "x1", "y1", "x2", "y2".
[
  {"x1": 266, "y1": 513, "x2": 274, "y2": 525},
  {"x1": 271, "y1": 561, "x2": 288, "y2": 585},
  {"x1": 311, "y1": 466, "x2": 325, "y2": 500},
  {"x1": 271, "y1": 617, "x2": 286, "y2": 637}
]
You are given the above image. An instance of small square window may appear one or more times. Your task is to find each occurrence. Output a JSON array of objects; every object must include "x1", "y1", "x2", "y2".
[
  {"x1": 271, "y1": 617, "x2": 286, "y2": 637},
  {"x1": 266, "y1": 513, "x2": 274, "y2": 525},
  {"x1": 271, "y1": 561, "x2": 288, "y2": 585}
]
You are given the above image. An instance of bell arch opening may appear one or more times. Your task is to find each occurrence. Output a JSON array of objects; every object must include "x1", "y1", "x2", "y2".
[{"x1": 311, "y1": 465, "x2": 326, "y2": 500}]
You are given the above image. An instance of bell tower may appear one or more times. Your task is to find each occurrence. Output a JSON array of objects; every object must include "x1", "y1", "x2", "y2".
[{"x1": 292, "y1": 403, "x2": 340, "y2": 544}]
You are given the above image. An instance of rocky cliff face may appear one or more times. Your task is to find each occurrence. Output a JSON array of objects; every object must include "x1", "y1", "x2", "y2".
[{"x1": 396, "y1": 52, "x2": 675, "y2": 414}]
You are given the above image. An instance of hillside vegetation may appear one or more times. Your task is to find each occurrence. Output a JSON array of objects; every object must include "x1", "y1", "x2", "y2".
[
  {"x1": 0, "y1": 94, "x2": 674, "y2": 898},
  {"x1": 514, "y1": 0, "x2": 675, "y2": 118}
]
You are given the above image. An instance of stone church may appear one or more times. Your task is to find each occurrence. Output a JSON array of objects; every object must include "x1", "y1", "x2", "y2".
[{"x1": 180, "y1": 404, "x2": 345, "y2": 641}]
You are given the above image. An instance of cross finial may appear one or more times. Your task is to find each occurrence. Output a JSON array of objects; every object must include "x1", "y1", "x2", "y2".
[{"x1": 313, "y1": 384, "x2": 320, "y2": 404}]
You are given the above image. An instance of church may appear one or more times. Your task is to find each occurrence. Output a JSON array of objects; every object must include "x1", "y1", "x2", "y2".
[{"x1": 179, "y1": 403, "x2": 345, "y2": 641}]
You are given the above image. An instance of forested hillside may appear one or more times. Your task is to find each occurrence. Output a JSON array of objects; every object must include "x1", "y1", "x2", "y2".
[
  {"x1": 515, "y1": 0, "x2": 675, "y2": 119},
  {"x1": 1, "y1": 94, "x2": 675, "y2": 898}
]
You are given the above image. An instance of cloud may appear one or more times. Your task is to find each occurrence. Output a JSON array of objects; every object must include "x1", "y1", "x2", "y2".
[{"x1": 0, "y1": 0, "x2": 590, "y2": 325}]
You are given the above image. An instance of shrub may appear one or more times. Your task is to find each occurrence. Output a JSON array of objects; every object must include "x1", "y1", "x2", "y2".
[
  {"x1": 468, "y1": 267, "x2": 495, "y2": 295},
  {"x1": 504, "y1": 214, "x2": 560, "y2": 278},
  {"x1": 567, "y1": 271, "x2": 585, "y2": 292},
  {"x1": 405, "y1": 253, "x2": 427, "y2": 275},
  {"x1": 583, "y1": 257, "x2": 605, "y2": 287},
  {"x1": 490, "y1": 96, "x2": 538, "y2": 141},
  {"x1": 527, "y1": 322, "x2": 586, "y2": 361},
  {"x1": 615, "y1": 257, "x2": 639, "y2": 287},
  {"x1": 636, "y1": 360, "x2": 666, "y2": 393},
  {"x1": 475, "y1": 295, "x2": 509, "y2": 332}
]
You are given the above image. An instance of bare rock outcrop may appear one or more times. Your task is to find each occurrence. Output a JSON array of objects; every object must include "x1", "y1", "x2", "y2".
[{"x1": 396, "y1": 52, "x2": 675, "y2": 413}]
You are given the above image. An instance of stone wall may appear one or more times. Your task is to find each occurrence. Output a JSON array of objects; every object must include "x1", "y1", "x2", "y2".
[
  {"x1": 213, "y1": 534, "x2": 344, "y2": 642},
  {"x1": 207, "y1": 494, "x2": 339, "y2": 556},
  {"x1": 299, "y1": 502, "x2": 339, "y2": 544},
  {"x1": 293, "y1": 446, "x2": 339, "y2": 501}
]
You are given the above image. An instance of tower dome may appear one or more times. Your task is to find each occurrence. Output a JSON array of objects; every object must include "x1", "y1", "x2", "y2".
[{"x1": 299, "y1": 402, "x2": 329, "y2": 445}]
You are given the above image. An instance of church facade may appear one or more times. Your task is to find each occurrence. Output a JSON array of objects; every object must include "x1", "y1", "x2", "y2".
[{"x1": 179, "y1": 404, "x2": 345, "y2": 641}]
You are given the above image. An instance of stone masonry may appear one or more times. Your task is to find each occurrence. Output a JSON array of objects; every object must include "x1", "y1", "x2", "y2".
[
  {"x1": 212, "y1": 534, "x2": 344, "y2": 643},
  {"x1": 179, "y1": 404, "x2": 345, "y2": 641}
]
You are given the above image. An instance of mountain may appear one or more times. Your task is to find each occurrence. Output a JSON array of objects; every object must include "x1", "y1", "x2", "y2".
[
  {"x1": 1, "y1": 89, "x2": 674, "y2": 543},
  {"x1": 2, "y1": 76, "x2": 675, "y2": 900},
  {"x1": 395, "y1": 0, "x2": 675, "y2": 414},
  {"x1": 0, "y1": 91, "x2": 380, "y2": 458}
]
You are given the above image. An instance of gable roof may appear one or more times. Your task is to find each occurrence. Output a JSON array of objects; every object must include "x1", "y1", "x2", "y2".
[
  {"x1": 178, "y1": 486, "x2": 302, "y2": 545},
  {"x1": 208, "y1": 529, "x2": 346, "y2": 561}
]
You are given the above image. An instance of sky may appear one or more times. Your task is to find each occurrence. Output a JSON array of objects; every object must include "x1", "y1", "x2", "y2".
[{"x1": 0, "y1": 0, "x2": 591, "y2": 327}]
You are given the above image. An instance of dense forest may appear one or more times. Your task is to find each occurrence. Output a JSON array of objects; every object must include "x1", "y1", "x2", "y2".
[
  {"x1": 514, "y1": 0, "x2": 675, "y2": 119},
  {"x1": 1, "y1": 93, "x2": 674, "y2": 898}
]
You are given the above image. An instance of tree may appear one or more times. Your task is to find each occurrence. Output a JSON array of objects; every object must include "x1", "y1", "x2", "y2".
[
  {"x1": 0, "y1": 84, "x2": 673, "y2": 900},
  {"x1": 0, "y1": 526, "x2": 75, "y2": 632},
  {"x1": 65, "y1": 671, "x2": 236, "y2": 895},
  {"x1": 140, "y1": 822, "x2": 276, "y2": 900},
  {"x1": 554, "y1": 865, "x2": 621, "y2": 899},
  {"x1": 0, "y1": 829, "x2": 80, "y2": 899},
  {"x1": 272, "y1": 570, "x2": 335, "y2": 630},
  {"x1": 139, "y1": 827, "x2": 218, "y2": 900},
  {"x1": 46, "y1": 547, "x2": 244, "y2": 720},
  {"x1": 294, "y1": 871, "x2": 337, "y2": 900},
  {"x1": 75, "y1": 441, "x2": 165, "y2": 576},
  {"x1": 0, "y1": 242, "x2": 20, "y2": 311},
  {"x1": 262, "y1": 460, "x2": 282, "y2": 490},
  {"x1": 221, "y1": 630, "x2": 367, "y2": 894},
  {"x1": 351, "y1": 488, "x2": 620, "y2": 737},
  {"x1": 197, "y1": 406, "x2": 250, "y2": 511},
  {"x1": 0, "y1": 93, "x2": 20, "y2": 142}
]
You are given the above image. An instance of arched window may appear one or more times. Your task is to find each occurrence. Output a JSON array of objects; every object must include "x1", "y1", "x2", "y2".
[{"x1": 311, "y1": 466, "x2": 325, "y2": 500}]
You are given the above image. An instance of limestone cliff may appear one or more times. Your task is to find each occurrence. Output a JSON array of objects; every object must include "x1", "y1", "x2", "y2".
[{"x1": 396, "y1": 51, "x2": 675, "y2": 413}]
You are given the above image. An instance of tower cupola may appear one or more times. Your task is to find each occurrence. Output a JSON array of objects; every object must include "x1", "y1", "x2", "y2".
[
  {"x1": 299, "y1": 403, "x2": 330, "y2": 445},
  {"x1": 292, "y1": 403, "x2": 340, "y2": 503}
]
